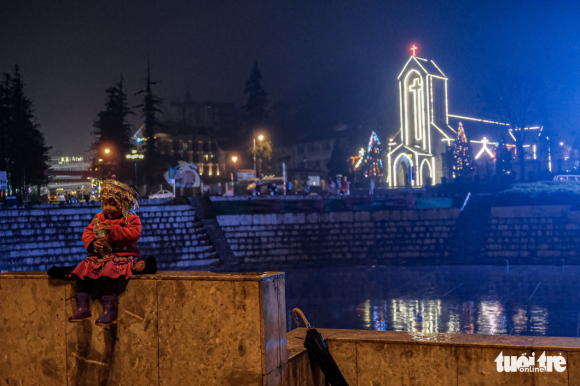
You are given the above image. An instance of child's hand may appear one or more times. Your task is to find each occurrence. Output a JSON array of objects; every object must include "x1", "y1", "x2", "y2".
[
  {"x1": 94, "y1": 240, "x2": 104, "y2": 252},
  {"x1": 100, "y1": 223, "x2": 111, "y2": 231}
]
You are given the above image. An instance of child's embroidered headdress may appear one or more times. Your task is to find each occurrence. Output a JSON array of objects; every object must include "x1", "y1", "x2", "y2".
[{"x1": 100, "y1": 179, "x2": 139, "y2": 224}]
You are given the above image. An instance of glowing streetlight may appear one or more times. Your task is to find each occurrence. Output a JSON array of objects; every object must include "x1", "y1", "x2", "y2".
[
  {"x1": 232, "y1": 156, "x2": 238, "y2": 196},
  {"x1": 99, "y1": 159, "x2": 104, "y2": 162},
  {"x1": 125, "y1": 151, "x2": 145, "y2": 189},
  {"x1": 104, "y1": 148, "x2": 110, "y2": 154},
  {"x1": 560, "y1": 142, "x2": 564, "y2": 146},
  {"x1": 253, "y1": 134, "x2": 265, "y2": 176}
]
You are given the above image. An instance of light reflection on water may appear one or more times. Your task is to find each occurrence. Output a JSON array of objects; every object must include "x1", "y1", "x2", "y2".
[{"x1": 285, "y1": 266, "x2": 569, "y2": 337}]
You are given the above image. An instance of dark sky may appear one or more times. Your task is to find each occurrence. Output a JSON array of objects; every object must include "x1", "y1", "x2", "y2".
[{"x1": 2, "y1": 0, "x2": 580, "y2": 154}]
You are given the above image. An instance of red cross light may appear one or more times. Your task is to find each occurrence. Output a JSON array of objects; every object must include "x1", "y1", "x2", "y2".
[{"x1": 410, "y1": 45, "x2": 418, "y2": 57}]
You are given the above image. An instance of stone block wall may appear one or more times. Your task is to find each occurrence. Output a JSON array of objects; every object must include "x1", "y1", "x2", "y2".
[
  {"x1": 486, "y1": 205, "x2": 580, "y2": 264},
  {"x1": 287, "y1": 328, "x2": 580, "y2": 385},
  {"x1": 217, "y1": 208, "x2": 461, "y2": 267},
  {"x1": 0, "y1": 271, "x2": 287, "y2": 386},
  {"x1": 0, "y1": 204, "x2": 219, "y2": 271}
]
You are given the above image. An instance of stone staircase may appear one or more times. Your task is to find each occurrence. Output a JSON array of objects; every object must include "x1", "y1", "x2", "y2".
[
  {"x1": 448, "y1": 194, "x2": 494, "y2": 263},
  {"x1": 0, "y1": 204, "x2": 220, "y2": 271}
]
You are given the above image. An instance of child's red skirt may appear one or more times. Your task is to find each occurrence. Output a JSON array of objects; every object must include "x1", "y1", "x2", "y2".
[{"x1": 70, "y1": 255, "x2": 143, "y2": 280}]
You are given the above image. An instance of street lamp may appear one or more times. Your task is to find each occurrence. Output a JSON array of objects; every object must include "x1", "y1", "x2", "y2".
[
  {"x1": 104, "y1": 148, "x2": 110, "y2": 154},
  {"x1": 253, "y1": 134, "x2": 265, "y2": 177},
  {"x1": 4, "y1": 158, "x2": 10, "y2": 196},
  {"x1": 232, "y1": 156, "x2": 238, "y2": 196},
  {"x1": 126, "y1": 151, "x2": 145, "y2": 190}
]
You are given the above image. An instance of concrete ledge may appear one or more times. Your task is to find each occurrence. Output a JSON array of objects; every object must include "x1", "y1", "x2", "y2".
[
  {"x1": 0, "y1": 271, "x2": 287, "y2": 386},
  {"x1": 287, "y1": 328, "x2": 580, "y2": 385}
]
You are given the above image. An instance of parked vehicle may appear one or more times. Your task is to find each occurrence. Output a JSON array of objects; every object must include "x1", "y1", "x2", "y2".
[
  {"x1": 149, "y1": 190, "x2": 174, "y2": 199},
  {"x1": 49, "y1": 195, "x2": 65, "y2": 204},
  {"x1": 553, "y1": 175, "x2": 580, "y2": 181},
  {"x1": 246, "y1": 177, "x2": 285, "y2": 196}
]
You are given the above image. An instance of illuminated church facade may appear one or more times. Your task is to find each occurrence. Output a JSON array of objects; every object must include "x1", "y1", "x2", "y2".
[{"x1": 386, "y1": 48, "x2": 544, "y2": 187}]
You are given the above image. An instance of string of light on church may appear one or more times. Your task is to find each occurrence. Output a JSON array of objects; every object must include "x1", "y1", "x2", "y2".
[{"x1": 382, "y1": 45, "x2": 547, "y2": 187}]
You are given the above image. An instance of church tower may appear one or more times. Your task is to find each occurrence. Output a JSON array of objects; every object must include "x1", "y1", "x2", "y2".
[{"x1": 387, "y1": 47, "x2": 456, "y2": 187}]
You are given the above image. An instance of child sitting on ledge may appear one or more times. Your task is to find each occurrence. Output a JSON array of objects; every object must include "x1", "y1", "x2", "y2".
[{"x1": 68, "y1": 179, "x2": 144, "y2": 326}]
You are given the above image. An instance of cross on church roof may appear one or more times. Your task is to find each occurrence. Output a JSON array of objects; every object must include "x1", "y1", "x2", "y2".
[{"x1": 410, "y1": 45, "x2": 418, "y2": 57}]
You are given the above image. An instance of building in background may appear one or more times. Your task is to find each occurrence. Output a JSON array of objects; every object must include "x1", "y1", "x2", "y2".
[
  {"x1": 45, "y1": 155, "x2": 94, "y2": 197},
  {"x1": 132, "y1": 91, "x2": 239, "y2": 183},
  {"x1": 386, "y1": 48, "x2": 547, "y2": 187}
]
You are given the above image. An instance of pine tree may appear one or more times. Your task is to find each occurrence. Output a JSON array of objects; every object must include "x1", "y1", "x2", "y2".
[
  {"x1": 452, "y1": 122, "x2": 473, "y2": 178},
  {"x1": 242, "y1": 61, "x2": 268, "y2": 137},
  {"x1": 362, "y1": 131, "x2": 383, "y2": 178},
  {"x1": 135, "y1": 62, "x2": 163, "y2": 185},
  {"x1": 327, "y1": 138, "x2": 351, "y2": 178},
  {"x1": 91, "y1": 75, "x2": 133, "y2": 179},
  {"x1": 0, "y1": 66, "x2": 51, "y2": 195}
]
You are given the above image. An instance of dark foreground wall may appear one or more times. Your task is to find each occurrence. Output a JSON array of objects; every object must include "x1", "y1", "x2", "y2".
[
  {"x1": 217, "y1": 208, "x2": 461, "y2": 267},
  {"x1": 0, "y1": 204, "x2": 218, "y2": 271}
]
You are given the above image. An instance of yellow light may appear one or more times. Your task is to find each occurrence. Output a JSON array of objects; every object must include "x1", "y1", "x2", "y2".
[
  {"x1": 132, "y1": 150, "x2": 137, "y2": 154},
  {"x1": 98, "y1": 159, "x2": 103, "y2": 162},
  {"x1": 139, "y1": 155, "x2": 144, "y2": 159},
  {"x1": 258, "y1": 135, "x2": 264, "y2": 141},
  {"x1": 232, "y1": 156, "x2": 238, "y2": 163},
  {"x1": 448, "y1": 114, "x2": 509, "y2": 126},
  {"x1": 125, "y1": 155, "x2": 131, "y2": 159},
  {"x1": 560, "y1": 142, "x2": 564, "y2": 146},
  {"x1": 104, "y1": 148, "x2": 110, "y2": 154}
]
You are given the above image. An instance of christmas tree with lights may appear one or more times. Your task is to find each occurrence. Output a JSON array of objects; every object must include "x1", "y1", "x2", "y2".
[
  {"x1": 453, "y1": 122, "x2": 473, "y2": 178},
  {"x1": 362, "y1": 131, "x2": 384, "y2": 178}
]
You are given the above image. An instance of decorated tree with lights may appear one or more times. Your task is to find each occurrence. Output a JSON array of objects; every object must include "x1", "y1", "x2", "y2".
[
  {"x1": 362, "y1": 131, "x2": 383, "y2": 178},
  {"x1": 452, "y1": 122, "x2": 473, "y2": 178}
]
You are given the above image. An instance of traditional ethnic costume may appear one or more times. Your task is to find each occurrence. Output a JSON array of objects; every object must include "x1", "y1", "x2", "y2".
[{"x1": 68, "y1": 179, "x2": 143, "y2": 326}]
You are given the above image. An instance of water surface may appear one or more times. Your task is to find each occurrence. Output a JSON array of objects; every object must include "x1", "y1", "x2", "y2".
[{"x1": 284, "y1": 265, "x2": 579, "y2": 337}]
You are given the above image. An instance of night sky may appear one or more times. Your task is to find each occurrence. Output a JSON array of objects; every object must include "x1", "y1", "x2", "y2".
[{"x1": 1, "y1": 0, "x2": 579, "y2": 154}]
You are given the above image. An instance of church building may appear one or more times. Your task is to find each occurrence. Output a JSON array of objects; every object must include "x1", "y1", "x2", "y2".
[{"x1": 386, "y1": 46, "x2": 544, "y2": 187}]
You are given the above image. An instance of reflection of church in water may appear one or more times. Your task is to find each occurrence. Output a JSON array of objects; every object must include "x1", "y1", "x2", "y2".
[{"x1": 386, "y1": 47, "x2": 543, "y2": 187}]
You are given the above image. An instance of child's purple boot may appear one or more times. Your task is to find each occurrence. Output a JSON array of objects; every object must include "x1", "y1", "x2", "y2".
[
  {"x1": 69, "y1": 293, "x2": 91, "y2": 322},
  {"x1": 95, "y1": 295, "x2": 118, "y2": 326}
]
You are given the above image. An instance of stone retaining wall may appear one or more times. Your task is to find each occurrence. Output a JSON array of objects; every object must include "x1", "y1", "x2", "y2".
[
  {"x1": 0, "y1": 271, "x2": 286, "y2": 386},
  {"x1": 486, "y1": 205, "x2": 580, "y2": 264},
  {"x1": 217, "y1": 208, "x2": 461, "y2": 267},
  {"x1": 0, "y1": 205, "x2": 219, "y2": 271},
  {"x1": 286, "y1": 327, "x2": 580, "y2": 385}
]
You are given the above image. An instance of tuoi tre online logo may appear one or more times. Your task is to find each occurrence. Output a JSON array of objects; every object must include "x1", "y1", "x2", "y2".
[{"x1": 495, "y1": 351, "x2": 566, "y2": 373}]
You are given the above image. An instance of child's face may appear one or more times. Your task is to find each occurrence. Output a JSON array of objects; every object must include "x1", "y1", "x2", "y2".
[{"x1": 102, "y1": 197, "x2": 123, "y2": 220}]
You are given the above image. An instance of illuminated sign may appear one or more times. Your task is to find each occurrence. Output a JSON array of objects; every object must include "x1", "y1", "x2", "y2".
[
  {"x1": 474, "y1": 137, "x2": 496, "y2": 160},
  {"x1": 59, "y1": 156, "x2": 84, "y2": 164}
]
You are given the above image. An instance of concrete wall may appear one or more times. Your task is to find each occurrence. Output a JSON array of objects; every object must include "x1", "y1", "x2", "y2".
[
  {"x1": 486, "y1": 205, "x2": 580, "y2": 264},
  {"x1": 287, "y1": 328, "x2": 580, "y2": 386},
  {"x1": 0, "y1": 271, "x2": 287, "y2": 386},
  {"x1": 0, "y1": 204, "x2": 219, "y2": 271},
  {"x1": 217, "y1": 209, "x2": 461, "y2": 267}
]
